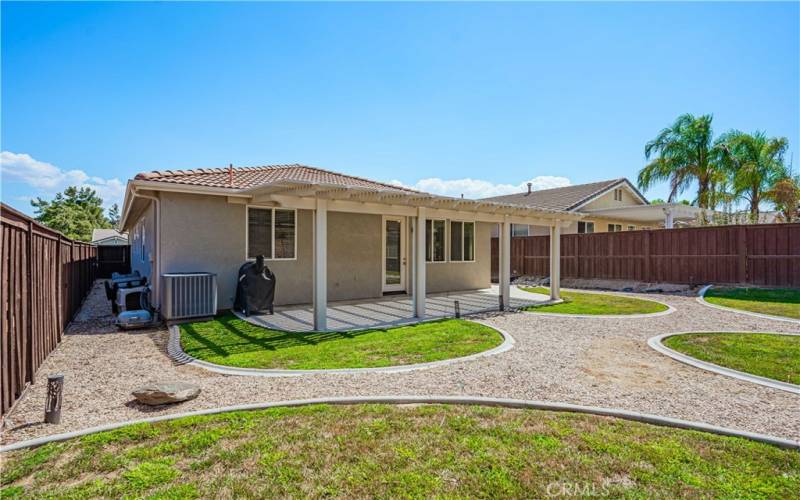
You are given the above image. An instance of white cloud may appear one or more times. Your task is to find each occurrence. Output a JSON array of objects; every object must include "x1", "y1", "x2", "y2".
[
  {"x1": 389, "y1": 175, "x2": 571, "y2": 199},
  {"x1": 1, "y1": 151, "x2": 125, "y2": 209}
]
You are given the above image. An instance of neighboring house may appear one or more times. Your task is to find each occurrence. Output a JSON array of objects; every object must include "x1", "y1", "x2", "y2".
[
  {"x1": 92, "y1": 229, "x2": 131, "y2": 278},
  {"x1": 119, "y1": 164, "x2": 579, "y2": 328},
  {"x1": 483, "y1": 178, "x2": 705, "y2": 237},
  {"x1": 90, "y1": 228, "x2": 129, "y2": 246}
]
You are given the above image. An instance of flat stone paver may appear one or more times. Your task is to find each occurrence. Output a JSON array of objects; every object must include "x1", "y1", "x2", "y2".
[{"x1": 2, "y1": 281, "x2": 798, "y2": 445}]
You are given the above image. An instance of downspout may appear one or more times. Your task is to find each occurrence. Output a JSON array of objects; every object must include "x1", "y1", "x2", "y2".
[{"x1": 131, "y1": 188, "x2": 161, "y2": 315}]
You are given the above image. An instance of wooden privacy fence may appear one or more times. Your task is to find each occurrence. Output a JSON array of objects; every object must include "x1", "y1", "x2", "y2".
[
  {"x1": 1, "y1": 203, "x2": 97, "y2": 417},
  {"x1": 492, "y1": 223, "x2": 800, "y2": 287}
]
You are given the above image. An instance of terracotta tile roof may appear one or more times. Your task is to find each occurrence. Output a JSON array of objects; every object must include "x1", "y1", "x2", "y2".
[
  {"x1": 134, "y1": 164, "x2": 418, "y2": 193},
  {"x1": 481, "y1": 178, "x2": 642, "y2": 211}
]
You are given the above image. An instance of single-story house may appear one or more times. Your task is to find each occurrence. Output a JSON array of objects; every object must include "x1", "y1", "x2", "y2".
[
  {"x1": 119, "y1": 164, "x2": 581, "y2": 330},
  {"x1": 90, "y1": 228, "x2": 129, "y2": 246},
  {"x1": 483, "y1": 178, "x2": 706, "y2": 237}
]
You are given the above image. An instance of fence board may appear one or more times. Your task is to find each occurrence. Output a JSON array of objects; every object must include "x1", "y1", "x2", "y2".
[
  {"x1": 1, "y1": 203, "x2": 97, "y2": 418},
  {"x1": 492, "y1": 223, "x2": 800, "y2": 287}
]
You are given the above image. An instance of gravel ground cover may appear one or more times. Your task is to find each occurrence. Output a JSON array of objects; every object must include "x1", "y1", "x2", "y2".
[
  {"x1": 3, "y1": 404, "x2": 798, "y2": 498},
  {"x1": 2, "y1": 281, "x2": 799, "y2": 446}
]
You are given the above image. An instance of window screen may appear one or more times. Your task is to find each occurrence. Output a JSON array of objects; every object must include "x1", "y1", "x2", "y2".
[{"x1": 248, "y1": 208, "x2": 272, "y2": 259}]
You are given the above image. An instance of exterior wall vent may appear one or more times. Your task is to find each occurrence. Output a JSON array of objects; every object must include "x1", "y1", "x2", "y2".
[{"x1": 162, "y1": 272, "x2": 218, "y2": 320}]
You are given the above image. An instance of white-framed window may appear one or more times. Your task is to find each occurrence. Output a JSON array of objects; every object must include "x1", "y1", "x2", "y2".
[
  {"x1": 425, "y1": 219, "x2": 446, "y2": 262},
  {"x1": 139, "y1": 221, "x2": 146, "y2": 263},
  {"x1": 614, "y1": 188, "x2": 623, "y2": 201},
  {"x1": 608, "y1": 223, "x2": 622, "y2": 232},
  {"x1": 511, "y1": 224, "x2": 529, "y2": 237},
  {"x1": 247, "y1": 207, "x2": 297, "y2": 260},
  {"x1": 449, "y1": 221, "x2": 475, "y2": 262},
  {"x1": 627, "y1": 225, "x2": 636, "y2": 231},
  {"x1": 578, "y1": 221, "x2": 594, "y2": 234}
]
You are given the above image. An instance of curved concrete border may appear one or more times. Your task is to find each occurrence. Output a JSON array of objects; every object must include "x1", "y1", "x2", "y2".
[
  {"x1": 697, "y1": 285, "x2": 800, "y2": 324},
  {"x1": 167, "y1": 319, "x2": 514, "y2": 377},
  {"x1": 521, "y1": 289, "x2": 676, "y2": 319},
  {"x1": 649, "y1": 330, "x2": 800, "y2": 395},
  {"x1": 2, "y1": 395, "x2": 797, "y2": 453}
]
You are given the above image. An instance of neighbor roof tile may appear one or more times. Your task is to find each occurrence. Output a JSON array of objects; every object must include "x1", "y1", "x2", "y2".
[{"x1": 480, "y1": 179, "x2": 634, "y2": 211}]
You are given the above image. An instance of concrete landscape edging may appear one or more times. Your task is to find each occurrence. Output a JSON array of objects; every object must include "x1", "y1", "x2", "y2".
[
  {"x1": 697, "y1": 284, "x2": 800, "y2": 324},
  {"x1": 648, "y1": 330, "x2": 800, "y2": 395},
  {"x1": 2, "y1": 395, "x2": 798, "y2": 453},
  {"x1": 167, "y1": 319, "x2": 515, "y2": 377}
]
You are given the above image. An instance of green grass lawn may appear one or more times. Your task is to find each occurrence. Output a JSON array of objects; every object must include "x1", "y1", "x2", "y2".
[
  {"x1": 179, "y1": 315, "x2": 503, "y2": 370},
  {"x1": 704, "y1": 287, "x2": 800, "y2": 319},
  {"x1": 2, "y1": 404, "x2": 798, "y2": 499},
  {"x1": 521, "y1": 287, "x2": 669, "y2": 315},
  {"x1": 663, "y1": 333, "x2": 800, "y2": 384}
]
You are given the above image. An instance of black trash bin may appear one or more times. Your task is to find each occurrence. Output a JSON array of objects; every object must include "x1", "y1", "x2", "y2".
[{"x1": 234, "y1": 255, "x2": 276, "y2": 316}]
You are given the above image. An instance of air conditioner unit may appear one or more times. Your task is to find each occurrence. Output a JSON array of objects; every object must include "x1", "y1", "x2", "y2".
[{"x1": 162, "y1": 273, "x2": 218, "y2": 320}]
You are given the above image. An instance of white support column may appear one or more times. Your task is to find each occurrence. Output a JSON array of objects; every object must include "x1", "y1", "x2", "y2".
[
  {"x1": 313, "y1": 199, "x2": 327, "y2": 331},
  {"x1": 549, "y1": 222, "x2": 561, "y2": 300},
  {"x1": 499, "y1": 219, "x2": 511, "y2": 309},
  {"x1": 414, "y1": 207, "x2": 426, "y2": 318},
  {"x1": 663, "y1": 207, "x2": 674, "y2": 229}
]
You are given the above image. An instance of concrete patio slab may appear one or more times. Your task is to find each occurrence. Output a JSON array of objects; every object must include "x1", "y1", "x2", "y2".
[{"x1": 238, "y1": 285, "x2": 552, "y2": 332}]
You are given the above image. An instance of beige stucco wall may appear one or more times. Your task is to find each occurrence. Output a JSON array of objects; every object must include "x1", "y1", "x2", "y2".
[
  {"x1": 327, "y1": 212, "x2": 383, "y2": 302},
  {"x1": 581, "y1": 186, "x2": 643, "y2": 210},
  {"x1": 155, "y1": 192, "x2": 490, "y2": 310},
  {"x1": 129, "y1": 201, "x2": 156, "y2": 288}
]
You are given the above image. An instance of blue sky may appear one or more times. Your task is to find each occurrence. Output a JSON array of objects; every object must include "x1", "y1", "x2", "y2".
[{"x1": 2, "y1": 1, "x2": 798, "y2": 214}]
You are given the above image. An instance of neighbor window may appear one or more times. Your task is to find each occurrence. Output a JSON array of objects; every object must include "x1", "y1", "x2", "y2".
[
  {"x1": 614, "y1": 188, "x2": 623, "y2": 201},
  {"x1": 627, "y1": 225, "x2": 636, "y2": 231},
  {"x1": 426, "y1": 219, "x2": 446, "y2": 262},
  {"x1": 450, "y1": 221, "x2": 475, "y2": 262},
  {"x1": 608, "y1": 224, "x2": 622, "y2": 232},
  {"x1": 578, "y1": 221, "x2": 595, "y2": 234},
  {"x1": 139, "y1": 221, "x2": 146, "y2": 263},
  {"x1": 247, "y1": 207, "x2": 296, "y2": 259},
  {"x1": 511, "y1": 224, "x2": 529, "y2": 237}
]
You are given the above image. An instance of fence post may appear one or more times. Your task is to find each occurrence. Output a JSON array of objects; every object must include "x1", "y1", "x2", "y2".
[
  {"x1": 56, "y1": 236, "x2": 63, "y2": 335},
  {"x1": 737, "y1": 226, "x2": 747, "y2": 284},
  {"x1": 25, "y1": 221, "x2": 34, "y2": 384},
  {"x1": 643, "y1": 230, "x2": 651, "y2": 282}
]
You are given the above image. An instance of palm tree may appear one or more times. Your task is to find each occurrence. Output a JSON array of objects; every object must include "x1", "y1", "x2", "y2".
[
  {"x1": 638, "y1": 114, "x2": 723, "y2": 209},
  {"x1": 716, "y1": 131, "x2": 789, "y2": 221}
]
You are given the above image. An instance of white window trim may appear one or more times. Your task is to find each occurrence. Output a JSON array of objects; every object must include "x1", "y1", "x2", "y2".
[
  {"x1": 449, "y1": 220, "x2": 476, "y2": 263},
  {"x1": 426, "y1": 218, "x2": 448, "y2": 263},
  {"x1": 578, "y1": 221, "x2": 595, "y2": 234},
  {"x1": 245, "y1": 206, "x2": 298, "y2": 261},
  {"x1": 608, "y1": 223, "x2": 622, "y2": 232},
  {"x1": 381, "y1": 215, "x2": 406, "y2": 292}
]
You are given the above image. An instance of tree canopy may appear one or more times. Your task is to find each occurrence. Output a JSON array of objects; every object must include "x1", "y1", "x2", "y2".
[
  {"x1": 31, "y1": 186, "x2": 114, "y2": 242},
  {"x1": 638, "y1": 113, "x2": 723, "y2": 209},
  {"x1": 639, "y1": 114, "x2": 792, "y2": 221}
]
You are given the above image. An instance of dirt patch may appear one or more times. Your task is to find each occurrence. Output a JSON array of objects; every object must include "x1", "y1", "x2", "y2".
[{"x1": 579, "y1": 337, "x2": 674, "y2": 389}]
